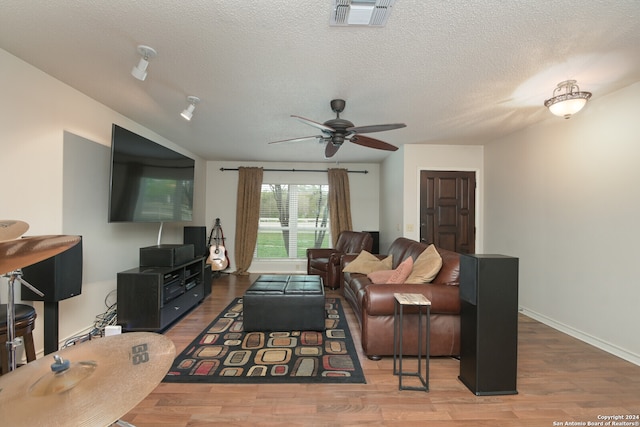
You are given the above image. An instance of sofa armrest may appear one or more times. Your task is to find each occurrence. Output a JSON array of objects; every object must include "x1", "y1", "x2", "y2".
[{"x1": 365, "y1": 283, "x2": 460, "y2": 315}]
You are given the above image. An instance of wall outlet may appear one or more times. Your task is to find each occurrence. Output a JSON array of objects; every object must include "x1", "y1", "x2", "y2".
[{"x1": 105, "y1": 325, "x2": 122, "y2": 336}]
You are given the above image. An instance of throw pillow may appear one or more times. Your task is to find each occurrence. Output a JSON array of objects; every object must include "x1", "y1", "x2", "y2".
[
  {"x1": 405, "y1": 244, "x2": 443, "y2": 284},
  {"x1": 343, "y1": 251, "x2": 393, "y2": 274},
  {"x1": 386, "y1": 256, "x2": 414, "y2": 284},
  {"x1": 367, "y1": 269, "x2": 395, "y2": 284}
]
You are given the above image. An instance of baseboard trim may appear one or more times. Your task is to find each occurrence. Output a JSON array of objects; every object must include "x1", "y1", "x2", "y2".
[{"x1": 519, "y1": 306, "x2": 640, "y2": 367}]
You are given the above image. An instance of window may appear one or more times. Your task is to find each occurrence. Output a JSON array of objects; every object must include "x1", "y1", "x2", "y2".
[{"x1": 256, "y1": 184, "x2": 331, "y2": 259}]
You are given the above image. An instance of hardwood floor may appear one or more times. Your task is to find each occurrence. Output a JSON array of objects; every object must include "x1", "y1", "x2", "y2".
[{"x1": 121, "y1": 273, "x2": 640, "y2": 426}]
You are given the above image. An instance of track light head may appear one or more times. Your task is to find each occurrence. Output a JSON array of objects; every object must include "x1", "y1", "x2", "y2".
[
  {"x1": 131, "y1": 45, "x2": 157, "y2": 81},
  {"x1": 181, "y1": 96, "x2": 200, "y2": 121}
]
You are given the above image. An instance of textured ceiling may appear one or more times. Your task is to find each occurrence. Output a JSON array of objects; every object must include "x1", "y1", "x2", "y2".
[{"x1": 1, "y1": 1, "x2": 639, "y2": 163}]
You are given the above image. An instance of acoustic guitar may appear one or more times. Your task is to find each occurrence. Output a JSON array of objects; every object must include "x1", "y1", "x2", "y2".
[{"x1": 207, "y1": 218, "x2": 229, "y2": 271}]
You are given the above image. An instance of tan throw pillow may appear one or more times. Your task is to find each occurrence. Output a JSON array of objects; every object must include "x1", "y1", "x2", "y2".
[
  {"x1": 367, "y1": 269, "x2": 395, "y2": 284},
  {"x1": 405, "y1": 244, "x2": 443, "y2": 284},
  {"x1": 343, "y1": 251, "x2": 393, "y2": 274},
  {"x1": 386, "y1": 256, "x2": 414, "y2": 284}
]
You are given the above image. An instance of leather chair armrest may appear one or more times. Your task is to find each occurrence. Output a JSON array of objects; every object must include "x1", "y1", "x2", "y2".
[
  {"x1": 306, "y1": 248, "x2": 335, "y2": 259},
  {"x1": 328, "y1": 251, "x2": 346, "y2": 265}
]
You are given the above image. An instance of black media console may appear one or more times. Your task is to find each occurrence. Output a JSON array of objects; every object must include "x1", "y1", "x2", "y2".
[{"x1": 117, "y1": 256, "x2": 206, "y2": 332}]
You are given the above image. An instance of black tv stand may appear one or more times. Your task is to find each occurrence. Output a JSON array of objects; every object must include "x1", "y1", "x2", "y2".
[{"x1": 117, "y1": 257, "x2": 206, "y2": 332}]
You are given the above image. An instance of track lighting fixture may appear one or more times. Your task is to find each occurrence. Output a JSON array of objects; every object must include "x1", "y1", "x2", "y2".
[
  {"x1": 544, "y1": 80, "x2": 592, "y2": 119},
  {"x1": 181, "y1": 96, "x2": 200, "y2": 121},
  {"x1": 131, "y1": 45, "x2": 157, "y2": 81}
]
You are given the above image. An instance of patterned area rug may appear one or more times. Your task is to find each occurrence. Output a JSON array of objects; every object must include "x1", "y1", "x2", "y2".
[{"x1": 163, "y1": 297, "x2": 366, "y2": 383}]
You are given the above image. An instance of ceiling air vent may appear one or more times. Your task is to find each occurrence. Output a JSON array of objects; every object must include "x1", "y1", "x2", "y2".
[{"x1": 330, "y1": 0, "x2": 396, "y2": 27}]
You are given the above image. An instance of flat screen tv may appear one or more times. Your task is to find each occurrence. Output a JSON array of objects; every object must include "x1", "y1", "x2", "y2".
[{"x1": 108, "y1": 124, "x2": 195, "y2": 223}]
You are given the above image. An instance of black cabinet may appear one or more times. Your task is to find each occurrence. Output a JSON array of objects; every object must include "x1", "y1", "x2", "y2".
[
  {"x1": 458, "y1": 254, "x2": 519, "y2": 395},
  {"x1": 117, "y1": 257, "x2": 206, "y2": 332}
]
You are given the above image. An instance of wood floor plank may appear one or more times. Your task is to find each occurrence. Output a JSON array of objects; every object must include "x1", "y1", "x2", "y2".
[{"x1": 121, "y1": 273, "x2": 640, "y2": 426}]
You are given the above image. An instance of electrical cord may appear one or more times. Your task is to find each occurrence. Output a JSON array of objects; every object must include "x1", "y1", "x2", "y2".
[{"x1": 62, "y1": 289, "x2": 118, "y2": 348}]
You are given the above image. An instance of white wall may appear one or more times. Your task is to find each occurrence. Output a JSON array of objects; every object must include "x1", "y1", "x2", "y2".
[
  {"x1": 205, "y1": 161, "x2": 380, "y2": 273},
  {"x1": 380, "y1": 144, "x2": 484, "y2": 253},
  {"x1": 484, "y1": 82, "x2": 640, "y2": 365},
  {"x1": 379, "y1": 147, "x2": 405, "y2": 252},
  {"x1": 0, "y1": 48, "x2": 207, "y2": 355}
]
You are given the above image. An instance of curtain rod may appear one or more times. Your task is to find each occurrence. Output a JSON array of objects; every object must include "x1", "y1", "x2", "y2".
[{"x1": 220, "y1": 167, "x2": 368, "y2": 174}]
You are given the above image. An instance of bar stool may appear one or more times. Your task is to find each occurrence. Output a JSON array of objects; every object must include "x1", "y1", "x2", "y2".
[{"x1": 0, "y1": 303, "x2": 37, "y2": 375}]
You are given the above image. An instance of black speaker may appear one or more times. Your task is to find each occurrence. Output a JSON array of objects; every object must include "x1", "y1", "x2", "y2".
[
  {"x1": 184, "y1": 226, "x2": 208, "y2": 257},
  {"x1": 21, "y1": 237, "x2": 83, "y2": 302},
  {"x1": 459, "y1": 254, "x2": 519, "y2": 395},
  {"x1": 363, "y1": 231, "x2": 379, "y2": 254},
  {"x1": 203, "y1": 263, "x2": 212, "y2": 297}
]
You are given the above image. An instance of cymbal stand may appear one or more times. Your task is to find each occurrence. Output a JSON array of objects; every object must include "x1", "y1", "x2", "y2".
[{"x1": 3, "y1": 269, "x2": 44, "y2": 372}]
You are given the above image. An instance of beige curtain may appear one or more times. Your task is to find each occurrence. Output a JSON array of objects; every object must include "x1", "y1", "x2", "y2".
[
  {"x1": 328, "y1": 168, "x2": 353, "y2": 246},
  {"x1": 233, "y1": 167, "x2": 263, "y2": 275}
]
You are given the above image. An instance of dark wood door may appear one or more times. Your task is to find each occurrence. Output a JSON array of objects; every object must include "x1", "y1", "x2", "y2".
[{"x1": 420, "y1": 170, "x2": 476, "y2": 254}]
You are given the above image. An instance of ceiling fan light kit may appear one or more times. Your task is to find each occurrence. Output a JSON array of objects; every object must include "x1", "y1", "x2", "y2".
[
  {"x1": 270, "y1": 98, "x2": 405, "y2": 158},
  {"x1": 544, "y1": 80, "x2": 592, "y2": 119},
  {"x1": 131, "y1": 45, "x2": 157, "y2": 81},
  {"x1": 330, "y1": 0, "x2": 395, "y2": 27}
]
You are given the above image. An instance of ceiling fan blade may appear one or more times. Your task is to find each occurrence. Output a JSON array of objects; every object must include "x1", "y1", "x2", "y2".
[
  {"x1": 347, "y1": 123, "x2": 406, "y2": 134},
  {"x1": 291, "y1": 115, "x2": 335, "y2": 133},
  {"x1": 349, "y1": 135, "x2": 398, "y2": 151},
  {"x1": 324, "y1": 142, "x2": 341, "y2": 158},
  {"x1": 269, "y1": 135, "x2": 322, "y2": 144}
]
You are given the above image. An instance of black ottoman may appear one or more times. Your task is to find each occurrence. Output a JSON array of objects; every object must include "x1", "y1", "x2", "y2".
[{"x1": 243, "y1": 275, "x2": 325, "y2": 331}]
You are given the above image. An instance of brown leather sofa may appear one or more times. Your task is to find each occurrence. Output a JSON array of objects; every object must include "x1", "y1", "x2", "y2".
[
  {"x1": 307, "y1": 231, "x2": 373, "y2": 289},
  {"x1": 341, "y1": 237, "x2": 461, "y2": 360}
]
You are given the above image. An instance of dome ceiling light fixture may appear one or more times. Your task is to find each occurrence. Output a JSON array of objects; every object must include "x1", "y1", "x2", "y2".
[
  {"x1": 544, "y1": 80, "x2": 592, "y2": 119},
  {"x1": 131, "y1": 45, "x2": 157, "y2": 81}
]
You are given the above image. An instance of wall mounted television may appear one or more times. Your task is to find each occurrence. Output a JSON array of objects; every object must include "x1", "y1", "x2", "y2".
[{"x1": 108, "y1": 124, "x2": 195, "y2": 223}]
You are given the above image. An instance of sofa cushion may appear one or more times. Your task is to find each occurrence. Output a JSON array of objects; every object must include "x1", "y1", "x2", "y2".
[
  {"x1": 386, "y1": 256, "x2": 414, "y2": 284},
  {"x1": 343, "y1": 250, "x2": 392, "y2": 274},
  {"x1": 367, "y1": 269, "x2": 395, "y2": 284},
  {"x1": 406, "y1": 244, "x2": 443, "y2": 283}
]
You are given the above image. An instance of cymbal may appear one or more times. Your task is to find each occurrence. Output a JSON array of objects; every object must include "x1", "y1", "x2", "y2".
[
  {"x1": 0, "y1": 332, "x2": 176, "y2": 427},
  {"x1": 0, "y1": 220, "x2": 29, "y2": 242},
  {"x1": 0, "y1": 235, "x2": 81, "y2": 275}
]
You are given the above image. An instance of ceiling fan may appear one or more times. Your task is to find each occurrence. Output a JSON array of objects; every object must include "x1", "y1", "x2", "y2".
[{"x1": 269, "y1": 99, "x2": 406, "y2": 158}]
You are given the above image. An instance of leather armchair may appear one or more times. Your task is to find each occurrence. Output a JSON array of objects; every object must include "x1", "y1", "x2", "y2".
[{"x1": 306, "y1": 231, "x2": 373, "y2": 290}]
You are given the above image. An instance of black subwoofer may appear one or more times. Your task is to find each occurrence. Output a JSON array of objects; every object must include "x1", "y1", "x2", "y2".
[{"x1": 184, "y1": 226, "x2": 208, "y2": 257}]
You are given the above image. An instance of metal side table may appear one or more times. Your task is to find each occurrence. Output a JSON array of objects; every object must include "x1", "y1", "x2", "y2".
[{"x1": 393, "y1": 292, "x2": 431, "y2": 392}]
